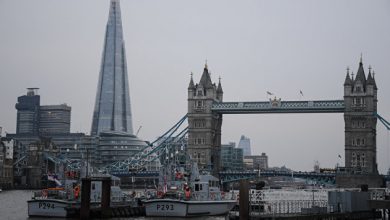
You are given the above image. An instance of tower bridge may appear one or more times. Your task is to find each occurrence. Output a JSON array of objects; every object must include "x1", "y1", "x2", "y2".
[{"x1": 187, "y1": 58, "x2": 386, "y2": 187}]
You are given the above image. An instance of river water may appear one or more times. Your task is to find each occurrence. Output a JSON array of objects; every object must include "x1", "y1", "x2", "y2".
[{"x1": 0, "y1": 190, "x2": 226, "y2": 220}]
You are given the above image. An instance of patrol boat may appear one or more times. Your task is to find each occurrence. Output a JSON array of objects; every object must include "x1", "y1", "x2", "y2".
[
  {"x1": 143, "y1": 161, "x2": 237, "y2": 217},
  {"x1": 28, "y1": 175, "x2": 135, "y2": 217}
]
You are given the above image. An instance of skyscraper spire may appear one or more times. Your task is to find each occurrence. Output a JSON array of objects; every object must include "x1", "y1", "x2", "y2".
[{"x1": 91, "y1": 0, "x2": 133, "y2": 136}]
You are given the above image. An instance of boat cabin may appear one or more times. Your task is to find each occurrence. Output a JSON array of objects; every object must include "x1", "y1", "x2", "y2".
[{"x1": 191, "y1": 175, "x2": 222, "y2": 201}]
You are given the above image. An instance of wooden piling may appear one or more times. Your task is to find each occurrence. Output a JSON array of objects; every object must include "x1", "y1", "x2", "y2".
[
  {"x1": 239, "y1": 179, "x2": 249, "y2": 220},
  {"x1": 80, "y1": 178, "x2": 91, "y2": 219},
  {"x1": 101, "y1": 177, "x2": 111, "y2": 217}
]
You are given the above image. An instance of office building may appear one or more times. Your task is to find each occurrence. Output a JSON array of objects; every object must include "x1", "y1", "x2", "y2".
[
  {"x1": 39, "y1": 105, "x2": 71, "y2": 134},
  {"x1": 244, "y1": 153, "x2": 268, "y2": 170},
  {"x1": 15, "y1": 88, "x2": 40, "y2": 135},
  {"x1": 238, "y1": 135, "x2": 251, "y2": 156},
  {"x1": 221, "y1": 142, "x2": 244, "y2": 171},
  {"x1": 91, "y1": 0, "x2": 133, "y2": 136}
]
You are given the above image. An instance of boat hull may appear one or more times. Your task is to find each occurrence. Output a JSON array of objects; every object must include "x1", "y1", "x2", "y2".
[
  {"x1": 27, "y1": 199, "x2": 77, "y2": 217},
  {"x1": 144, "y1": 199, "x2": 237, "y2": 217}
]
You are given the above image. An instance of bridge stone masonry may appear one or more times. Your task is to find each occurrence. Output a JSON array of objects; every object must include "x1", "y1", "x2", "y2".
[{"x1": 187, "y1": 59, "x2": 384, "y2": 187}]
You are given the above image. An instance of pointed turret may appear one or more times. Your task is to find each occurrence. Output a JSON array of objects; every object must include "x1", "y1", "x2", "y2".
[
  {"x1": 216, "y1": 76, "x2": 223, "y2": 101},
  {"x1": 188, "y1": 72, "x2": 195, "y2": 89},
  {"x1": 344, "y1": 67, "x2": 353, "y2": 86},
  {"x1": 354, "y1": 57, "x2": 366, "y2": 84},
  {"x1": 217, "y1": 77, "x2": 223, "y2": 93},
  {"x1": 199, "y1": 63, "x2": 213, "y2": 88},
  {"x1": 366, "y1": 66, "x2": 377, "y2": 89},
  {"x1": 372, "y1": 71, "x2": 377, "y2": 90}
]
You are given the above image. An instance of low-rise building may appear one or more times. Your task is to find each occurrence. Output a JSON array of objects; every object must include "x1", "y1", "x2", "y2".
[
  {"x1": 0, "y1": 138, "x2": 14, "y2": 189},
  {"x1": 244, "y1": 153, "x2": 268, "y2": 170}
]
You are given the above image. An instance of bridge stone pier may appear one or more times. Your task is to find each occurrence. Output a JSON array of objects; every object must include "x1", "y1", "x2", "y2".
[{"x1": 187, "y1": 59, "x2": 383, "y2": 187}]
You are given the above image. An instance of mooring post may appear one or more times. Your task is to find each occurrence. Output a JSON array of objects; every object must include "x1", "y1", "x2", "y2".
[
  {"x1": 239, "y1": 179, "x2": 249, "y2": 220},
  {"x1": 80, "y1": 178, "x2": 91, "y2": 219},
  {"x1": 101, "y1": 177, "x2": 111, "y2": 217}
]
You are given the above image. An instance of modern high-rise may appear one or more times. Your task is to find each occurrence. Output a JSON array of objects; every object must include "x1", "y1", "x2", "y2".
[
  {"x1": 15, "y1": 88, "x2": 40, "y2": 135},
  {"x1": 39, "y1": 105, "x2": 71, "y2": 134},
  {"x1": 15, "y1": 88, "x2": 71, "y2": 135},
  {"x1": 238, "y1": 135, "x2": 251, "y2": 156},
  {"x1": 221, "y1": 142, "x2": 244, "y2": 171},
  {"x1": 91, "y1": 0, "x2": 133, "y2": 136}
]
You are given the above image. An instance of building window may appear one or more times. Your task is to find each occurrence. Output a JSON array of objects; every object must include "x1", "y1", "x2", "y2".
[
  {"x1": 353, "y1": 98, "x2": 365, "y2": 106},
  {"x1": 354, "y1": 121, "x2": 366, "y2": 128},
  {"x1": 194, "y1": 119, "x2": 206, "y2": 128},
  {"x1": 351, "y1": 152, "x2": 356, "y2": 167},
  {"x1": 196, "y1": 101, "x2": 203, "y2": 108},
  {"x1": 197, "y1": 90, "x2": 203, "y2": 96},
  {"x1": 356, "y1": 153, "x2": 361, "y2": 167},
  {"x1": 355, "y1": 86, "x2": 361, "y2": 93},
  {"x1": 352, "y1": 138, "x2": 365, "y2": 146}
]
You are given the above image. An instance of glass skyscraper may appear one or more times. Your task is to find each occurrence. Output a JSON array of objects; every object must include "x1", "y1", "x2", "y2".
[
  {"x1": 91, "y1": 0, "x2": 133, "y2": 136},
  {"x1": 238, "y1": 135, "x2": 251, "y2": 156}
]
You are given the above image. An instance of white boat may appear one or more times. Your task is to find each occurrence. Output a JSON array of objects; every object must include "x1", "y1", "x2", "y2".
[
  {"x1": 143, "y1": 160, "x2": 237, "y2": 217},
  {"x1": 28, "y1": 198, "x2": 78, "y2": 218},
  {"x1": 28, "y1": 175, "x2": 136, "y2": 218},
  {"x1": 144, "y1": 198, "x2": 236, "y2": 217}
]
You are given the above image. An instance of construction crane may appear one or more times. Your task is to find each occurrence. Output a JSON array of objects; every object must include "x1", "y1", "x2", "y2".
[{"x1": 136, "y1": 126, "x2": 142, "y2": 136}]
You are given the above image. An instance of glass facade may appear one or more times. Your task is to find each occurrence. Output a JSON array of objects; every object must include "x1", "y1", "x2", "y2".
[
  {"x1": 91, "y1": 0, "x2": 133, "y2": 136},
  {"x1": 15, "y1": 89, "x2": 40, "y2": 135},
  {"x1": 96, "y1": 131, "x2": 148, "y2": 167},
  {"x1": 221, "y1": 142, "x2": 244, "y2": 171},
  {"x1": 238, "y1": 135, "x2": 251, "y2": 156},
  {"x1": 39, "y1": 105, "x2": 71, "y2": 134}
]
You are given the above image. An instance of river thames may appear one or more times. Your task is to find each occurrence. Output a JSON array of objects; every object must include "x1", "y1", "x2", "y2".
[{"x1": 0, "y1": 190, "x2": 226, "y2": 220}]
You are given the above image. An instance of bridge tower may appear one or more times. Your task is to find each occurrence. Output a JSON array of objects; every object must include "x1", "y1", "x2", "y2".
[
  {"x1": 344, "y1": 58, "x2": 378, "y2": 174},
  {"x1": 187, "y1": 63, "x2": 223, "y2": 174}
]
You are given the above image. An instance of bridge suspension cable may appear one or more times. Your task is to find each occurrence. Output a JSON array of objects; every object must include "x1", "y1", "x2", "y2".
[
  {"x1": 100, "y1": 114, "x2": 188, "y2": 173},
  {"x1": 374, "y1": 112, "x2": 390, "y2": 174},
  {"x1": 374, "y1": 112, "x2": 390, "y2": 130}
]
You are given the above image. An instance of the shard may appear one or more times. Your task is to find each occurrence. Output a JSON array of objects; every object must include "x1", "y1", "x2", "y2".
[{"x1": 91, "y1": 0, "x2": 133, "y2": 136}]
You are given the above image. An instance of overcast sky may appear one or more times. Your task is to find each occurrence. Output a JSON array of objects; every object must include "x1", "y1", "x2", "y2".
[{"x1": 1, "y1": 0, "x2": 389, "y2": 173}]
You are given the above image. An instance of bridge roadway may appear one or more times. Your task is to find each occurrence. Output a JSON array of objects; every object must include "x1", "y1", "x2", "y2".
[
  {"x1": 211, "y1": 100, "x2": 345, "y2": 114},
  {"x1": 111, "y1": 170, "x2": 390, "y2": 184},
  {"x1": 219, "y1": 170, "x2": 336, "y2": 184}
]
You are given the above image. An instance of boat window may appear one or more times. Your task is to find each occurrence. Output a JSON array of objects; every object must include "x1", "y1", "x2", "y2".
[
  {"x1": 200, "y1": 184, "x2": 203, "y2": 190},
  {"x1": 195, "y1": 184, "x2": 199, "y2": 191}
]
